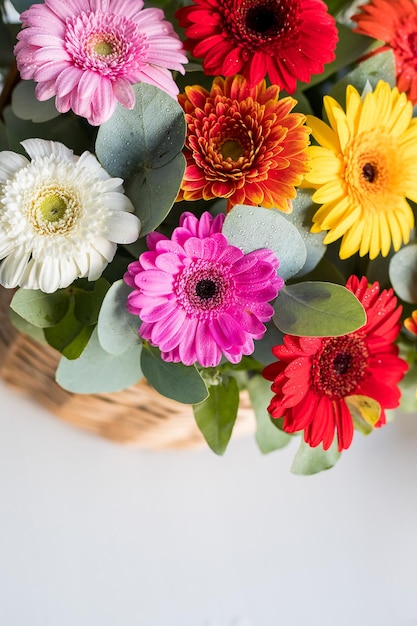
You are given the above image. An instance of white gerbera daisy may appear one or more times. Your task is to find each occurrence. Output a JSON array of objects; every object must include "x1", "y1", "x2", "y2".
[{"x1": 0, "y1": 139, "x2": 140, "y2": 293}]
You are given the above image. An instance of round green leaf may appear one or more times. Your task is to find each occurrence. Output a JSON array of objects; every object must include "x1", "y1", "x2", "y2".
[
  {"x1": 56, "y1": 327, "x2": 143, "y2": 394},
  {"x1": 97, "y1": 279, "x2": 141, "y2": 355},
  {"x1": 247, "y1": 375, "x2": 291, "y2": 454},
  {"x1": 141, "y1": 344, "x2": 208, "y2": 405},
  {"x1": 291, "y1": 438, "x2": 341, "y2": 475},
  {"x1": 12, "y1": 80, "x2": 60, "y2": 123},
  {"x1": 222, "y1": 205, "x2": 307, "y2": 280},
  {"x1": 389, "y1": 245, "x2": 417, "y2": 303},
  {"x1": 10, "y1": 288, "x2": 70, "y2": 328},
  {"x1": 274, "y1": 281, "x2": 366, "y2": 337}
]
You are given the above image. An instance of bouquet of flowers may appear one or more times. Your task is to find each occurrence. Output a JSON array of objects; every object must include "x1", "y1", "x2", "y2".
[{"x1": 1, "y1": 0, "x2": 417, "y2": 474}]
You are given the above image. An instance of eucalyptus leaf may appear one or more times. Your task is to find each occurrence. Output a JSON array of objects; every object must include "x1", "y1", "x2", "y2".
[
  {"x1": 247, "y1": 375, "x2": 291, "y2": 454},
  {"x1": 9, "y1": 309, "x2": 47, "y2": 345},
  {"x1": 10, "y1": 288, "x2": 70, "y2": 328},
  {"x1": 97, "y1": 279, "x2": 141, "y2": 355},
  {"x1": 193, "y1": 375, "x2": 240, "y2": 455},
  {"x1": 291, "y1": 437, "x2": 341, "y2": 475},
  {"x1": 73, "y1": 278, "x2": 110, "y2": 325},
  {"x1": 274, "y1": 281, "x2": 366, "y2": 337},
  {"x1": 141, "y1": 344, "x2": 208, "y2": 404},
  {"x1": 9, "y1": 0, "x2": 40, "y2": 11},
  {"x1": 329, "y1": 49, "x2": 396, "y2": 108},
  {"x1": 43, "y1": 298, "x2": 90, "y2": 358},
  {"x1": 222, "y1": 205, "x2": 307, "y2": 281},
  {"x1": 389, "y1": 245, "x2": 417, "y2": 303},
  {"x1": 56, "y1": 327, "x2": 143, "y2": 393},
  {"x1": 12, "y1": 80, "x2": 60, "y2": 123},
  {"x1": 252, "y1": 320, "x2": 284, "y2": 366},
  {"x1": 284, "y1": 189, "x2": 326, "y2": 277}
]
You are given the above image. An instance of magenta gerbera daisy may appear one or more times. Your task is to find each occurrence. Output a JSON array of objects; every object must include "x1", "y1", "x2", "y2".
[
  {"x1": 14, "y1": 0, "x2": 188, "y2": 126},
  {"x1": 175, "y1": 0, "x2": 338, "y2": 93},
  {"x1": 124, "y1": 211, "x2": 283, "y2": 368},
  {"x1": 263, "y1": 276, "x2": 408, "y2": 451}
]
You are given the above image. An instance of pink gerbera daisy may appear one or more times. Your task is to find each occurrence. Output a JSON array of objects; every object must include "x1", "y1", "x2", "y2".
[
  {"x1": 14, "y1": 0, "x2": 188, "y2": 126},
  {"x1": 175, "y1": 0, "x2": 338, "y2": 93},
  {"x1": 263, "y1": 276, "x2": 408, "y2": 451},
  {"x1": 124, "y1": 211, "x2": 283, "y2": 368}
]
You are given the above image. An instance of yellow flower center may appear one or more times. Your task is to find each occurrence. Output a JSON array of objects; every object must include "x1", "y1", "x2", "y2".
[
  {"x1": 344, "y1": 130, "x2": 401, "y2": 208},
  {"x1": 94, "y1": 40, "x2": 114, "y2": 57},
  {"x1": 220, "y1": 139, "x2": 244, "y2": 161},
  {"x1": 28, "y1": 185, "x2": 81, "y2": 235}
]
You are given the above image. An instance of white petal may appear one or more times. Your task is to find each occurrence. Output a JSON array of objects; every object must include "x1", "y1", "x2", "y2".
[
  {"x1": 106, "y1": 212, "x2": 141, "y2": 244},
  {"x1": 87, "y1": 248, "x2": 108, "y2": 281},
  {"x1": 37, "y1": 256, "x2": 64, "y2": 293},
  {"x1": 0, "y1": 236, "x2": 17, "y2": 259},
  {"x1": 78, "y1": 151, "x2": 111, "y2": 181},
  {"x1": 21, "y1": 138, "x2": 74, "y2": 161},
  {"x1": 0, "y1": 250, "x2": 30, "y2": 288},
  {"x1": 59, "y1": 256, "x2": 81, "y2": 286},
  {"x1": 0, "y1": 152, "x2": 29, "y2": 183},
  {"x1": 20, "y1": 258, "x2": 42, "y2": 290},
  {"x1": 92, "y1": 237, "x2": 117, "y2": 262},
  {"x1": 102, "y1": 192, "x2": 134, "y2": 212}
]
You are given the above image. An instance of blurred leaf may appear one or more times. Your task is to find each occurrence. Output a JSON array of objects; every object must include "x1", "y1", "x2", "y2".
[
  {"x1": 274, "y1": 281, "x2": 366, "y2": 336},
  {"x1": 291, "y1": 437, "x2": 341, "y2": 475},
  {"x1": 97, "y1": 279, "x2": 141, "y2": 354},
  {"x1": 56, "y1": 327, "x2": 143, "y2": 393},
  {"x1": 9, "y1": 308, "x2": 47, "y2": 345},
  {"x1": 252, "y1": 320, "x2": 284, "y2": 366},
  {"x1": 141, "y1": 343, "x2": 208, "y2": 404},
  {"x1": 247, "y1": 375, "x2": 291, "y2": 453},
  {"x1": 346, "y1": 394, "x2": 381, "y2": 435},
  {"x1": 193, "y1": 375, "x2": 239, "y2": 455},
  {"x1": 9, "y1": 0, "x2": 41, "y2": 10},
  {"x1": 10, "y1": 288, "x2": 70, "y2": 328},
  {"x1": 222, "y1": 205, "x2": 307, "y2": 281},
  {"x1": 11, "y1": 80, "x2": 60, "y2": 123},
  {"x1": 329, "y1": 49, "x2": 396, "y2": 108},
  {"x1": 389, "y1": 245, "x2": 417, "y2": 304}
]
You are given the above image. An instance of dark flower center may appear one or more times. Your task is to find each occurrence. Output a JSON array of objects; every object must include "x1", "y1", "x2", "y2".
[
  {"x1": 245, "y1": 6, "x2": 281, "y2": 35},
  {"x1": 311, "y1": 334, "x2": 369, "y2": 399},
  {"x1": 220, "y1": 139, "x2": 244, "y2": 161},
  {"x1": 362, "y1": 162, "x2": 377, "y2": 183},
  {"x1": 196, "y1": 279, "x2": 217, "y2": 300}
]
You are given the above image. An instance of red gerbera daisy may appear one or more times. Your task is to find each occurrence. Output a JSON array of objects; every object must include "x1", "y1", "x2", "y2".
[
  {"x1": 263, "y1": 276, "x2": 408, "y2": 451},
  {"x1": 352, "y1": 0, "x2": 417, "y2": 105},
  {"x1": 175, "y1": 0, "x2": 338, "y2": 93},
  {"x1": 177, "y1": 74, "x2": 311, "y2": 212}
]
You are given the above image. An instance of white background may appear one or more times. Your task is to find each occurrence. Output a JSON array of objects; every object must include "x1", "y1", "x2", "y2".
[{"x1": 0, "y1": 379, "x2": 416, "y2": 626}]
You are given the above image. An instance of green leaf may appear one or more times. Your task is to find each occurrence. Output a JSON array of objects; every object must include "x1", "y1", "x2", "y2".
[
  {"x1": 252, "y1": 320, "x2": 284, "y2": 366},
  {"x1": 9, "y1": 0, "x2": 41, "y2": 11},
  {"x1": 10, "y1": 288, "x2": 70, "y2": 328},
  {"x1": 56, "y1": 327, "x2": 143, "y2": 393},
  {"x1": 97, "y1": 279, "x2": 141, "y2": 354},
  {"x1": 283, "y1": 189, "x2": 326, "y2": 277},
  {"x1": 291, "y1": 437, "x2": 341, "y2": 475},
  {"x1": 124, "y1": 152, "x2": 186, "y2": 237},
  {"x1": 73, "y1": 278, "x2": 110, "y2": 325},
  {"x1": 389, "y1": 245, "x2": 417, "y2": 304},
  {"x1": 193, "y1": 376, "x2": 240, "y2": 455},
  {"x1": 274, "y1": 281, "x2": 366, "y2": 337},
  {"x1": 95, "y1": 83, "x2": 186, "y2": 235},
  {"x1": 9, "y1": 309, "x2": 48, "y2": 345},
  {"x1": 12, "y1": 80, "x2": 60, "y2": 123},
  {"x1": 247, "y1": 375, "x2": 291, "y2": 453},
  {"x1": 222, "y1": 205, "x2": 307, "y2": 281},
  {"x1": 43, "y1": 299, "x2": 89, "y2": 358},
  {"x1": 346, "y1": 395, "x2": 381, "y2": 436},
  {"x1": 329, "y1": 49, "x2": 396, "y2": 108},
  {"x1": 140, "y1": 344, "x2": 208, "y2": 404}
]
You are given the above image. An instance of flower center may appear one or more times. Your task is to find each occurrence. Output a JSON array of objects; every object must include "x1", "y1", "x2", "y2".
[
  {"x1": 28, "y1": 185, "x2": 81, "y2": 236},
  {"x1": 93, "y1": 39, "x2": 114, "y2": 57},
  {"x1": 311, "y1": 334, "x2": 369, "y2": 399},
  {"x1": 220, "y1": 139, "x2": 244, "y2": 161},
  {"x1": 233, "y1": 0, "x2": 301, "y2": 48},
  {"x1": 175, "y1": 258, "x2": 235, "y2": 318},
  {"x1": 345, "y1": 130, "x2": 401, "y2": 209}
]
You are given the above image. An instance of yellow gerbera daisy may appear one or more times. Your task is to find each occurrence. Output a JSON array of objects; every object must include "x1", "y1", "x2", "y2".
[{"x1": 303, "y1": 80, "x2": 417, "y2": 259}]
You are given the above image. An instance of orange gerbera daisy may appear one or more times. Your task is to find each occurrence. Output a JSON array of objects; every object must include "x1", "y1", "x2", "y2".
[
  {"x1": 352, "y1": 0, "x2": 417, "y2": 105},
  {"x1": 177, "y1": 75, "x2": 311, "y2": 212}
]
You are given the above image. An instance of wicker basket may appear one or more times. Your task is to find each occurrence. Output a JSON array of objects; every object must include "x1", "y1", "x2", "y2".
[{"x1": 0, "y1": 288, "x2": 255, "y2": 449}]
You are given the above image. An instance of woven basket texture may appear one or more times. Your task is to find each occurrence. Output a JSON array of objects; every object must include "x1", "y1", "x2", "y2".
[{"x1": 0, "y1": 288, "x2": 255, "y2": 449}]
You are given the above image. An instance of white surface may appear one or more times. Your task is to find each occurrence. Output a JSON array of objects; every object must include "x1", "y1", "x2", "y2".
[{"x1": 0, "y1": 379, "x2": 416, "y2": 626}]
